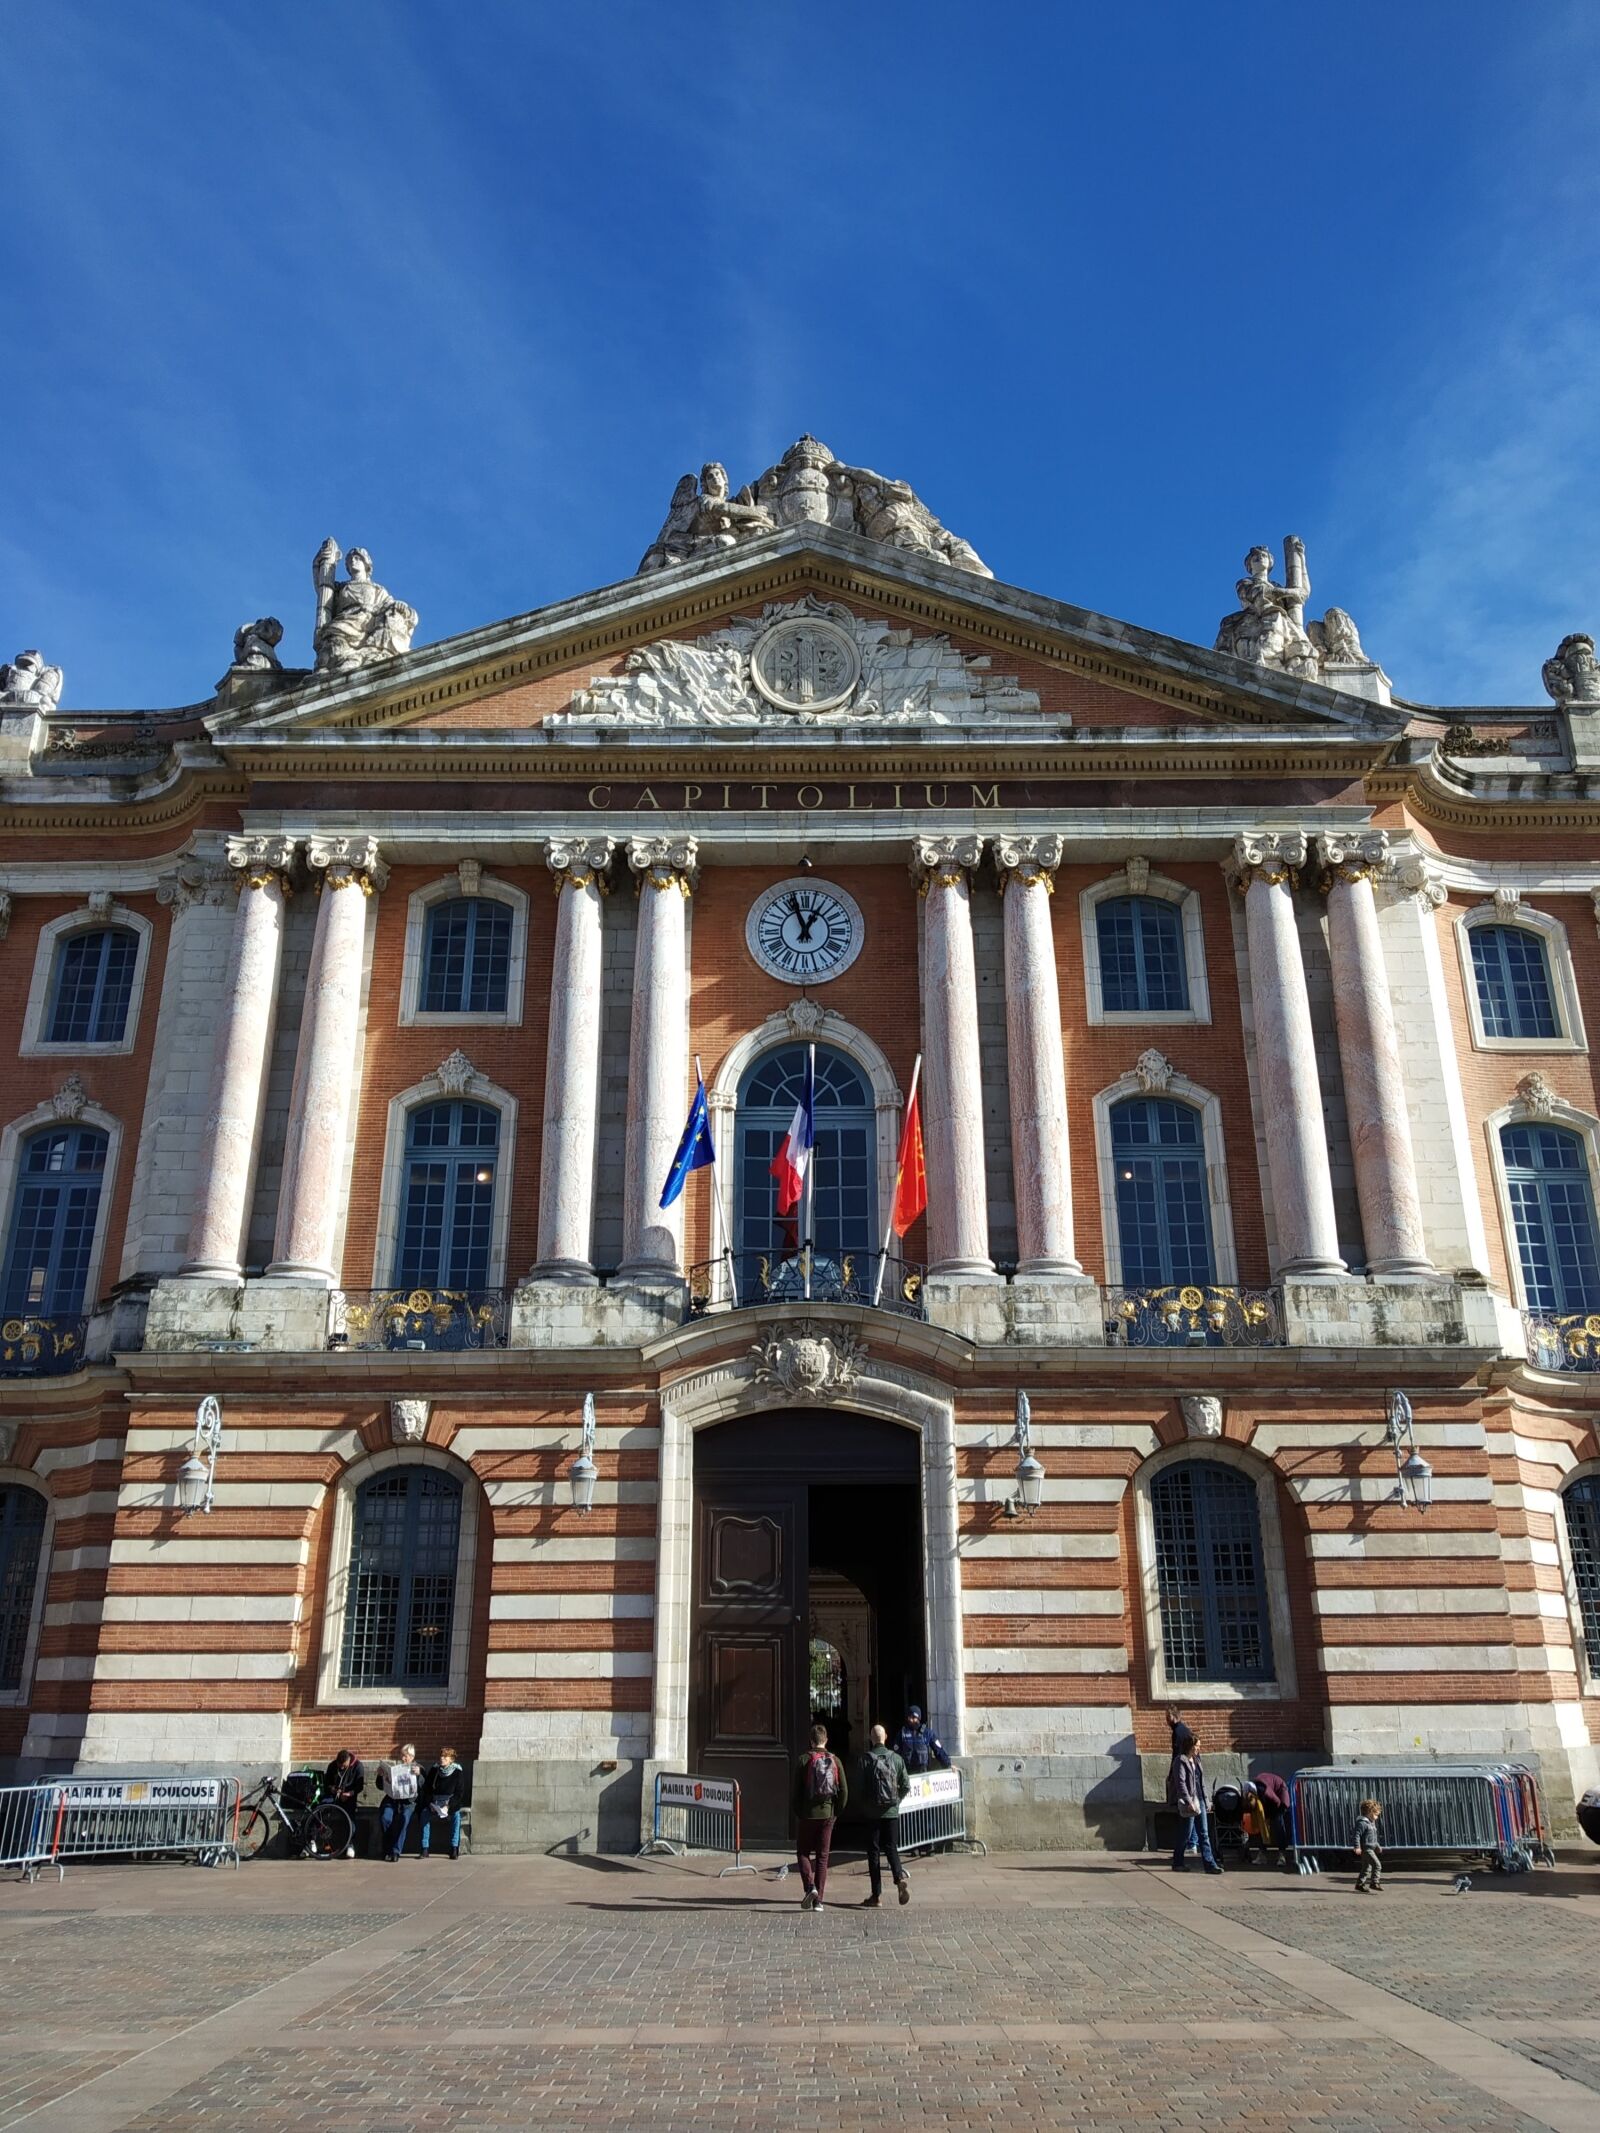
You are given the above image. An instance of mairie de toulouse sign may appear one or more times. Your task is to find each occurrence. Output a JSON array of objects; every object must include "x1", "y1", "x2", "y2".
[{"x1": 53, "y1": 1778, "x2": 225, "y2": 1808}]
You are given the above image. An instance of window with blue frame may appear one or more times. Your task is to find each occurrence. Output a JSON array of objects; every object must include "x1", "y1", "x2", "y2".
[
  {"x1": 1150, "y1": 1459, "x2": 1274, "y2": 1683},
  {"x1": 735, "y1": 1046, "x2": 875, "y2": 1295},
  {"x1": 1096, "y1": 897, "x2": 1189, "y2": 1015},
  {"x1": 2, "y1": 1126, "x2": 107, "y2": 1317},
  {"x1": 46, "y1": 928, "x2": 139, "y2": 1045},
  {"x1": 1564, "y1": 1475, "x2": 1600, "y2": 1677},
  {"x1": 1501, "y1": 1122, "x2": 1600, "y2": 1316},
  {"x1": 1471, "y1": 925, "x2": 1560, "y2": 1041},
  {"x1": 0, "y1": 1486, "x2": 47, "y2": 1692},
  {"x1": 338, "y1": 1466, "x2": 463, "y2": 1690},
  {"x1": 1110, "y1": 1098, "x2": 1214, "y2": 1287},
  {"x1": 393, "y1": 1102, "x2": 499, "y2": 1291},
  {"x1": 420, "y1": 899, "x2": 511, "y2": 1015}
]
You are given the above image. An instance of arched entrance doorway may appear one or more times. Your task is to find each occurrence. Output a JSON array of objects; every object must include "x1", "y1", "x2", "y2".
[{"x1": 690, "y1": 1411, "x2": 925, "y2": 1840}]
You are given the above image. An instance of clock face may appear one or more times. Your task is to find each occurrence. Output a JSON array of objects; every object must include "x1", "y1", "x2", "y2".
[{"x1": 746, "y1": 878, "x2": 864, "y2": 985}]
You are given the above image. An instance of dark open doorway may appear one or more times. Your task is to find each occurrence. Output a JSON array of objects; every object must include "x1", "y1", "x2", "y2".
[{"x1": 690, "y1": 1411, "x2": 925, "y2": 1843}]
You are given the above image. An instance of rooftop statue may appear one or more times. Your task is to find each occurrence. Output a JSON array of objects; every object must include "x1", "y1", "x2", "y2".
[
  {"x1": 231, "y1": 616, "x2": 284, "y2": 672},
  {"x1": 1542, "y1": 631, "x2": 1600, "y2": 705},
  {"x1": 312, "y1": 540, "x2": 419, "y2": 673},
  {"x1": 1215, "y1": 539, "x2": 1378, "y2": 687},
  {"x1": 637, "y1": 436, "x2": 991, "y2": 577},
  {"x1": 0, "y1": 648, "x2": 63, "y2": 711}
]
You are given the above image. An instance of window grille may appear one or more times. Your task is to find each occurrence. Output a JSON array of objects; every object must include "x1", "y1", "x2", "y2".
[
  {"x1": 338, "y1": 1467, "x2": 463, "y2": 1690},
  {"x1": 2, "y1": 1127, "x2": 107, "y2": 1316},
  {"x1": 1471, "y1": 925, "x2": 1559, "y2": 1040},
  {"x1": 1110, "y1": 1098, "x2": 1214, "y2": 1288},
  {"x1": 394, "y1": 1101, "x2": 499, "y2": 1290},
  {"x1": 421, "y1": 899, "x2": 511, "y2": 1015},
  {"x1": 0, "y1": 1487, "x2": 46, "y2": 1692},
  {"x1": 1501, "y1": 1123, "x2": 1600, "y2": 1316},
  {"x1": 47, "y1": 928, "x2": 139, "y2": 1045},
  {"x1": 1097, "y1": 897, "x2": 1189, "y2": 1014},
  {"x1": 735, "y1": 1045, "x2": 875, "y2": 1293},
  {"x1": 1564, "y1": 1475, "x2": 1600, "y2": 1675},
  {"x1": 1151, "y1": 1460, "x2": 1273, "y2": 1683}
]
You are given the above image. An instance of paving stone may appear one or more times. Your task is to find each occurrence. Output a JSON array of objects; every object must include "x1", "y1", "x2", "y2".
[
  {"x1": 1505, "y1": 2037, "x2": 1600, "y2": 2097},
  {"x1": 0, "y1": 2054, "x2": 129, "y2": 2129}
]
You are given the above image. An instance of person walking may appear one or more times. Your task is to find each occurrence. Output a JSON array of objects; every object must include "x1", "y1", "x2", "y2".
[
  {"x1": 857, "y1": 1723, "x2": 912, "y2": 1908},
  {"x1": 1353, "y1": 1797, "x2": 1384, "y2": 1891},
  {"x1": 894, "y1": 1704, "x2": 951, "y2": 1774},
  {"x1": 792, "y1": 1722, "x2": 847, "y2": 1912},
  {"x1": 419, "y1": 1746, "x2": 469, "y2": 1860},
  {"x1": 1167, "y1": 1719, "x2": 1223, "y2": 1874},
  {"x1": 323, "y1": 1748, "x2": 364, "y2": 1860},
  {"x1": 376, "y1": 1743, "x2": 421, "y2": 1862}
]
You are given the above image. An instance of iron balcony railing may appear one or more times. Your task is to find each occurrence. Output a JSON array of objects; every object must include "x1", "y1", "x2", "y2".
[
  {"x1": 0, "y1": 1314, "x2": 89, "y2": 1378},
  {"x1": 686, "y1": 1251, "x2": 926, "y2": 1322},
  {"x1": 1104, "y1": 1284, "x2": 1284, "y2": 1348},
  {"x1": 328, "y1": 1288, "x2": 510, "y2": 1352},
  {"x1": 1523, "y1": 1309, "x2": 1600, "y2": 1373}
]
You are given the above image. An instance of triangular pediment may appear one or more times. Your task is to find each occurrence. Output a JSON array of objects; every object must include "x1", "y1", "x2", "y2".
[{"x1": 204, "y1": 525, "x2": 1407, "y2": 752}]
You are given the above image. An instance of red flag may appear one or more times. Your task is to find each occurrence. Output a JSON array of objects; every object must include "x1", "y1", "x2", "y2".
[{"x1": 890, "y1": 1084, "x2": 927, "y2": 1237}]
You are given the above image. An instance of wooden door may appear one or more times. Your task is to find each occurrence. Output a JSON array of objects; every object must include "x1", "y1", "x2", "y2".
[{"x1": 690, "y1": 1482, "x2": 806, "y2": 1841}]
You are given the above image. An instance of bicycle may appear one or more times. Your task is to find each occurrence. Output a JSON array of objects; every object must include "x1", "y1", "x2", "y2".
[{"x1": 236, "y1": 1774, "x2": 354, "y2": 1862}]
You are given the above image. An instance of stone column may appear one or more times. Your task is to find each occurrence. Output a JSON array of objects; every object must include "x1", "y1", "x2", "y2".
[
  {"x1": 1229, "y1": 831, "x2": 1345, "y2": 1278},
  {"x1": 912, "y1": 836, "x2": 994, "y2": 1278},
  {"x1": 1317, "y1": 831, "x2": 1434, "y2": 1277},
  {"x1": 181, "y1": 836, "x2": 297, "y2": 1280},
  {"x1": 617, "y1": 836, "x2": 697, "y2": 1284},
  {"x1": 995, "y1": 834, "x2": 1081, "y2": 1276},
  {"x1": 534, "y1": 837, "x2": 615, "y2": 1281},
  {"x1": 267, "y1": 836, "x2": 386, "y2": 1284}
]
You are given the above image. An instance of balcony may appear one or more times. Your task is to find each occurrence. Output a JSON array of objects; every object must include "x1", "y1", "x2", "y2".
[
  {"x1": 1523, "y1": 1309, "x2": 1600, "y2": 1373},
  {"x1": 0, "y1": 1314, "x2": 90, "y2": 1378},
  {"x1": 686, "y1": 1252, "x2": 926, "y2": 1324},
  {"x1": 1103, "y1": 1284, "x2": 1284, "y2": 1349},
  {"x1": 328, "y1": 1288, "x2": 510, "y2": 1352}
]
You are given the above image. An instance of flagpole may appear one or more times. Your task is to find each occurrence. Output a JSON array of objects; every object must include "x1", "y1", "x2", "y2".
[
  {"x1": 874, "y1": 1052, "x2": 922, "y2": 1306},
  {"x1": 802, "y1": 1042, "x2": 814, "y2": 1303},
  {"x1": 693, "y1": 1055, "x2": 738, "y2": 1308}
]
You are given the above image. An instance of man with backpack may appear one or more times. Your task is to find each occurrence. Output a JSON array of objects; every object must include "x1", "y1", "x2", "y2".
[
  {"x1": 791, "y1": 1722, "x2": 848, "y2": 1911},
  {"x1": 857, "y1": 1723, "x2": 912, "y2": 1907}
]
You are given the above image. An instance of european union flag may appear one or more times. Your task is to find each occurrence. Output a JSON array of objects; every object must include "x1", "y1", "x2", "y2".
[{"x1": 659, "y1": 1077, "x2": 716, "y2": 1208}]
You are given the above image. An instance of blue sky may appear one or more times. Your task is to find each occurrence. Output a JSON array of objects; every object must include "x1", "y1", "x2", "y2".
[{"x1": 5, "y1": 1, "x2": 1599, "y2": 710}]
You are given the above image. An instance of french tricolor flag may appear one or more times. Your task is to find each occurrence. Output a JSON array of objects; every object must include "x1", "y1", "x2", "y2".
[{"x1": 769, "y1": 1045, "x2": 816, "y2": 1218}]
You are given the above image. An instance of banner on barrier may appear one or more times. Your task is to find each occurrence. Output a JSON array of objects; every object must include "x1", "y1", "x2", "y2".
[
  {"x1": 52, "y1": 1779, "x2": 227, "y2": 1808},
  {"x1": 906, "y1": 1770, "x2": 961, "y2": 1807},
  {"x1": 657, "y1": 1774, "x2": 736, "y2": 1813}
]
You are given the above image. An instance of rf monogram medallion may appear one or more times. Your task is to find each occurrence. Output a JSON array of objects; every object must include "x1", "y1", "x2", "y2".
[{"x1": 749, "y1": 616, "x2": 861, "y2": 713}]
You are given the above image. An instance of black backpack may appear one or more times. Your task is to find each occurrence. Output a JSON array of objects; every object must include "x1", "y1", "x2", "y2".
[
  {"x1": 804, "y1": 1752, "x2": 840, "y2": 1807},
  {"x1": 868, "y1": 1751, "x2": 901, "y2": 1813}
]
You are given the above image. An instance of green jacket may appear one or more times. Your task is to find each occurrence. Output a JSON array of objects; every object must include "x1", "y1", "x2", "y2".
[
  {"x1": 792, "y1": 1750, "x2": 848, "y2": 1822},
  {"x1": 856, "y1": 1745, "x2": 911, "y2": 1820}
]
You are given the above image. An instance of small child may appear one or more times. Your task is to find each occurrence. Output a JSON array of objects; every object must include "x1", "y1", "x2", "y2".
[{"x1": 1353, "y1": 1797, "x2": 1383, "y2": 1891}]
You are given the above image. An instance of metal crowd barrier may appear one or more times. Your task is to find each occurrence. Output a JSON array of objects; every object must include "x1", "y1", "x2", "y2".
[
  {"x1": 1290, "y1": 1762, "x2": 1554, "y2": 1877},
  {"x1": 6, "y1": 1777, "x2": 242, "y2": 1881},
  {"x1": 896, "y1": 1768, "x2": 987, "y2": 1858},
  {"x1": 0, "y1": 1783, "x2": 63, "y2": 1881},
  {"x1": 639, "y1": 1771, "x2": 756, "y2": 1877}
]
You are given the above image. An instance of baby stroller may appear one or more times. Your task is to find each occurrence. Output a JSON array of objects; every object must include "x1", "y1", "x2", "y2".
[{"x1": 1209, "y1": 1782, "x2": 1251, "y2": 1859}]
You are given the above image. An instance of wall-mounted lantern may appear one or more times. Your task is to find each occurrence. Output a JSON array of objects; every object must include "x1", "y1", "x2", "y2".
[
  {"x1": 1385, "y1": 1389, "x2": 1432, "y2": 1513},
  {"x1": 1005, "y1": 1389, "x2": 1044, "y2": 1518},
  {"x1": 570, "y1": 1392, "x2": 598, "y2": 1514},
  {"x1": 176, "y1": 1394, "x2": 223, "y2": 1515}
]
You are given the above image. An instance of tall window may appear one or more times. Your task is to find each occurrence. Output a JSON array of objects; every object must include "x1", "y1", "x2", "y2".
[
  {"x1": 1501, "y1": 1123, "x2": 1600, "y2": 1316},
  {"x1": 1565, "y1": 1475, "x2": 1600, "y2": 1678},
  {"x1": 736, "y1": 1046, "x2": 875, "y2": 1293},
  {"x1": 393, "y1": 1102, "x2": 499, "y2": 1291},
  {"x1": 421, "y1": 899, "x2": 511, "y2": 1015},
  {"x1": 1097, "y1": 897, "x2": 1188, "y2": 1015},
  {"x1": 47, "y1": 929, "x2": 138, "y2": 1045},
  {"x1": 338, "y1": 1467, "x2": 462, "y2": 1690},
  {"x1": 2, "y1": 1127, "x2": 107, "y2": 1317},
  {"x1": 1472, "y1": 926, "x2": 1559, "y2": 1041},
  {"x1": 1151, "y1": 1460, "x2": 1274, "y2": 1683},
  {"x1": 1111, "y1": 1098, "x2": 1213, "y2": 1287},
  {"x1": 0, "y1": 1486, "x2": 47, "y2": 1693}
]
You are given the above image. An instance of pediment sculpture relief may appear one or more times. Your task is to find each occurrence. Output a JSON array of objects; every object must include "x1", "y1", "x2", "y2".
[{"x1": 1215, "y1": 537, "x2": 1383, "y2": 692}]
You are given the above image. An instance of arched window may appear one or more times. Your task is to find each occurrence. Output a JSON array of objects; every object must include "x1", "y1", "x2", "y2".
[
  {"x1": 2, "y1": 1126, "x2": 107, "y2": 1316},
  {"x1": 1501, "y1": 1122, "x2": 1600, "y2": 1315},
  {"x1": 0, "y1": 1485, "x2": 47, "y2": 1693},
  {"x1": 1110, "y1": 1098, "x2": 1214, "y2": 1288},
  {"x1": 1151, "y1": 1460, "x2": 1274, "y2": 1683},
  {"x1": 47, "y1": 928, "x2": 139, "y2": 1046},
  {"x1": 421, "y1": 899, "x2": 511, "y2": 1016},
  {"x1": 1471, "y1": 926, "x2": 1559, "y2": 1041},
  {"x1": 1563, "y1": 1474, "x2": 1600, "y2": 1679},
  {"x1": 1096, "y1": 897, "x2": 1188, "y2": 1015},
  {"x1": 393, "y1": 1102, "x2": 500, "y2": 1291},
  {"x1": 736, "y1": 1045, "x2": 875, "y2": 1294},
  {"x1": 338, "y1": 1466, "x2": 463, "y2": 1690}
]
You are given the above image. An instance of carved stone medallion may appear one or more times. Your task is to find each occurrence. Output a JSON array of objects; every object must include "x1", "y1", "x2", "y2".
[
  {"x1": 749, "y1": 616, "x2": 861, "y2": 714},
  {"x1": 751, "y1": 1321, "x2": 863, "y2": 1398}
]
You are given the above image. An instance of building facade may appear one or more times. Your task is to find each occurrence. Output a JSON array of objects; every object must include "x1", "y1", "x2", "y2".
[{"x1": 4, "y1": 440, "x2": 1600, "y2": 1847}]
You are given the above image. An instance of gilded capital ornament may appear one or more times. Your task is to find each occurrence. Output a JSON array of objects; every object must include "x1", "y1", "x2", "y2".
[
  {"x1": 994, "y1": 833, "x2": 1063, "y2": 894},
  {"x1": 1228, "y1": 829, "x2": 1307, "y2": 892},
  {"x1": 547, "y1": 836, "x2": 617, "y2": 894},
  {"x1": 226, "y1": 834, "x2": 298, "y2": 897},
  {"x1": 306, "y1": 835, "x2": 388, "y2": 896},
  {"x1": 627, "y1": 836, "x2": 698, "y2": 894},
  {"x1": 1315, "y1": 829, "x2": 1389, "y2": 892},
  {"x1": 911, "y1": 834, "x2": 984, "y2": 894}
]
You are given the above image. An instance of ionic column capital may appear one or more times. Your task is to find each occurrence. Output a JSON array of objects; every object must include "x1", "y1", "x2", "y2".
[
  {"x1": 547, "y1": 835, "x2": 617, "y2": 894},
  {"x1": 306, "y1": 834, "x2": 387, "y2": 895},
  {"x1": 225, "y1": 833, "x2": 298, "y2": 897},
  {"x1": 1388, "y1": 851, "x2": 1448, "y2": 910},
  {"x1": 911, "y1": 835, "x2": 984, "y2": 894},
  {"x1": 1227, "y1": 829, "x2": 1307, "y2": 892},
  {"x1": 628, "y1": 835, "x2": 698, "y2": 894},
  {"x1": 1315, "y1": 829, "x2": 1389, "y2": 892},
  {"x1": 994, "y1": 833, "x2": 1063, "y2": 895}
]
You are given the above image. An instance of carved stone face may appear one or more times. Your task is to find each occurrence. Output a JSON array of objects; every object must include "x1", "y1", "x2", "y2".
[
  {"x1": 1244, "y1": 547, "x2": 1273, "y2": 581},
  {"x1": 345, "y1": 548, "x2": 372, "y2": 581},
  {"x1": 700, "y1": 463, "x2": 729, "y2": 501}
]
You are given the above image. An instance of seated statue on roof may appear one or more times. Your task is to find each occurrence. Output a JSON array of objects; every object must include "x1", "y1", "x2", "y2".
[
  {"x1": 1215, "y1": 540, "x2": 1321, "y2": 680},
  {"x1": 0, "y1": 648, "x2": 63, "y2": 711},
  {"x1": 312, "y1": 541, "x2": 419, "y2": 673}
]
